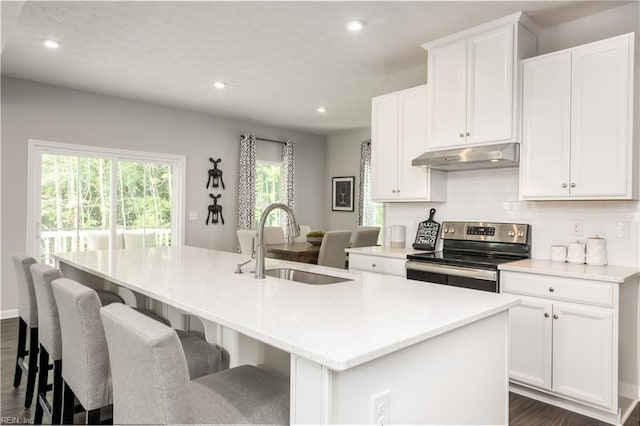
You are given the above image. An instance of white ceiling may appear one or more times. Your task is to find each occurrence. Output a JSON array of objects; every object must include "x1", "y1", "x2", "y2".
[{"x1": 0, "y1": 1, "x2": 630, "y2": 136}]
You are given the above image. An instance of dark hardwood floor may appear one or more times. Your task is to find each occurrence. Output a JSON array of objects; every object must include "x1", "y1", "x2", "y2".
[{"x1": 1, "y1": 317, "x2": 639, "y2": 424}]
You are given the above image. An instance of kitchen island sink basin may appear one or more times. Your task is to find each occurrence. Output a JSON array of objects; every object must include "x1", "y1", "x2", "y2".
[{"x1": 264, "y1": 268, "x2": 351, "y2": 285}]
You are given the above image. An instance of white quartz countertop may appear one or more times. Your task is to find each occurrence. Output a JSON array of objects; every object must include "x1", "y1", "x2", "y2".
[
  {"x1": 345, "y1": 246, "x2": 429, "y2": 259},
  {"x1": 499, "y1": 259, "x2": 640, "y2": 283},
  {"x1": 54, "y1": 246, "x2": 520, "y2": 371}
]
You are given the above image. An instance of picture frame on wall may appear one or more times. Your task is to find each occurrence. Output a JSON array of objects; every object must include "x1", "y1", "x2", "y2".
[{"x1": 332, "y1": 176, "x2": 355, "y2": 212}]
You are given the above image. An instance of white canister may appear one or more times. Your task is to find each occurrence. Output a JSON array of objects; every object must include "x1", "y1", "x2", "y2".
[
  {"x1": 386, "y1": 225, "x2": 407, "y2": 248},
  {"x1": 567, "y1": 242, "x2": 586, "y2": 264},
  {"x1": 586, "y1": 236, "x2": 607, "y2": 266},
  {"x1": 550, "y1": 245, "x2": 567, "y2": 262}
]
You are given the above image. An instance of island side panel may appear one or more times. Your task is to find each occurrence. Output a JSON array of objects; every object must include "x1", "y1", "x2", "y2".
[
  {"x1": 290, "y1": 355, "x2": 333, "y2": 424},
  {"x1": 329, "y1": 311, "x2": 509, "y2": 424}
]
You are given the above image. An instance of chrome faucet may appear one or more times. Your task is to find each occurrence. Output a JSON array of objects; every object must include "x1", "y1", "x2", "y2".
[{"x1": 255, "y1": 203, "x2": 300, "y2": 279}]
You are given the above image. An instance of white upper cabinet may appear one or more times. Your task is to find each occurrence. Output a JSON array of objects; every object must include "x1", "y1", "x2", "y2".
[
  {"x1": 520, "y1": 33, "x2": 637, "y2": 200},
  {"x1": 423, "y1": 12, "x2": 537, "y2": 151},
  {"x1": 371, "y1": 85, "x2": 446, "y2": 202}
]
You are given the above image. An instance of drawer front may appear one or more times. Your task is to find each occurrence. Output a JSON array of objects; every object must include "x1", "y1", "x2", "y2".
[
  {"x1": 502, "y1": 271, "x2": 614, "y2": 307},
  {"x1": 349, "y1": 254, "x2": 406, "y2": 277}
]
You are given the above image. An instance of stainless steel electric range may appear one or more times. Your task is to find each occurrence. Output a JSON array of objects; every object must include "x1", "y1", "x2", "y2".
[{"x1": 406, "y1": 222, "x2": 531, "y2": 292}]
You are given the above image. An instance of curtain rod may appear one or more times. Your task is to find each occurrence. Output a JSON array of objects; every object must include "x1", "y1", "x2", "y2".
[{"x1": 256, "y1": 136, "x2": 286, "y2": 144}]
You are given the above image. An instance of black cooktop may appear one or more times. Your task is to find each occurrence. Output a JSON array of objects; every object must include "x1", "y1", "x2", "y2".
[{"x1": 407, "y1": 251, "x2": 525, "y2": 270}]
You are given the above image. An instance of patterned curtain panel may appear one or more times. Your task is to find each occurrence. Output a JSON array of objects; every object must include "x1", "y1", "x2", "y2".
[
  {"x1": 358, "y1": 139, "x2": 372, "y2": 226},
  {"x1": 281, "y1": 139, "x2": 295, "y2": 238},
  {"x1": 238, "y1": 133, "x2": 257, "y2": 240}
]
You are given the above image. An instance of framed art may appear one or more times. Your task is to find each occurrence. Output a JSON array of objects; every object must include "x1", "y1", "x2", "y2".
[{"x1": 332, "y1": 176, "x2": 355, "y2": 212}]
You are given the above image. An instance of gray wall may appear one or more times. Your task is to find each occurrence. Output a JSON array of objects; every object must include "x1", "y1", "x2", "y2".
[
  {"x1": 1, "y1": 77, "x2": 326, "y2": 313},
  {"x1": 324, "y1": 127, "x2": 370, "y2": 231}
]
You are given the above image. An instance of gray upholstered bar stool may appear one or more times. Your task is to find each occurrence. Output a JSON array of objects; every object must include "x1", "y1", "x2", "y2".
[
  {"x1": 101, "y1": 303, "x2": 289, "y2": 424},
  {"x1": 30, "y1": 263, "x2": 66, "y2": 424},
  {"x1": 11, "y1": 254, "x2": 40, "y2": 409}
]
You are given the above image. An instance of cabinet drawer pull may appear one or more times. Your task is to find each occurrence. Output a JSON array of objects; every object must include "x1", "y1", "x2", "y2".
[
  {"x1": 549, "y1": 287, "x2": 555, "y2": 292},
  {"x1": 553, "y1": 314, "x2": 559, "y2": 319},
  {"x1": 570, "y1": 183, "x2": 576, "y2": 188},
  {"x1": 562, "y1": 183, "x2": 568, "y2": 188},
  {"x1": 372, "y1": 264, "x2": 377, "y2": 268},
  {"x1": 544, "y1": 312, "x2": 550, "y2": 318},
  {"x1": 459, "y1": 133, "x2": 464, "y2": 138}
]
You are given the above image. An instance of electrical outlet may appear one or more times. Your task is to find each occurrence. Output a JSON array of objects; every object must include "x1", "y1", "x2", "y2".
[
  {"x1": 371, "y1": 390, "x2": 391, "y2": 425},
  {"x1": 616, "y1": 221, "x2": 630, "y2": 239},
  {"x1": 570, "y1": 219, "x2": 583, "y2": 236}
]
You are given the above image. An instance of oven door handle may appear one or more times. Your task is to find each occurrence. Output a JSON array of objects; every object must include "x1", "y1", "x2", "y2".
[{"x1": 406, "y1": 261, "x2": 497, "y2": 281}]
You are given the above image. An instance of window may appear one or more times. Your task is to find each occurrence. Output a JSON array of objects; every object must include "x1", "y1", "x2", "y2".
[
  {"x1": 254, "y1": 160, "x2": 282, "y2": 227},
  {"x1": 28, "y1": 140, "x2": 185, "y2": 262}
]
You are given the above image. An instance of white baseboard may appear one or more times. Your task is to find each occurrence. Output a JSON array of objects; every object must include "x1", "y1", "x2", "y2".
[{"x1": 0, "y1": 309, "x2": 18, "y2": 320}]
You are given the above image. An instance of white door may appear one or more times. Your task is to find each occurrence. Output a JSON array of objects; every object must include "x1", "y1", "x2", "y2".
[
  {"x1": 27, "y1": 140, "x2": 185, "y2": 262},
  {"x1": 552, "y1": 302, "x2": 614, "y2": 409},
  {"x1": 427, "y1": 40, "x2": 467, "y2": 149},
  {"x1": 509, "y1": 298, "x2": 553, "y2": 390},
  {"x1": 371, "y1": 94, "x2": 399, "y2": 201},
  {"x1": 397, "y1": 85, "x2": 428, "y2": 200},
  {"x1": 466, "y1": 25, "x2": 514, "y2": 144},
  {"x1": 520, "y1": 52, "x2": 572, "y2": 198},
  {"x1": 570, "y1": 36, "x2": 632, "y2": 198}
]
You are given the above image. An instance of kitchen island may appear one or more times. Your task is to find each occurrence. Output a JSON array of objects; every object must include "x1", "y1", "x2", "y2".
[{"x1": 54, "y1": 246, "x2": 519, "y2": 424}]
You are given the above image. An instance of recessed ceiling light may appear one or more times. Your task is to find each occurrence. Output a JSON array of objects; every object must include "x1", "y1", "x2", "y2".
[
  {"x1": 42, "y1": 39, "x2": 61, "y2": 49},
  {"x1": 347, "y1": 21, "x2": 364, "y2": 32},
  {"x1": 317, "y1": 107, "x2": 327, "y2": 113},
  {"x1": 213, "y1": 81, "x2": 226, "y2": 89}
]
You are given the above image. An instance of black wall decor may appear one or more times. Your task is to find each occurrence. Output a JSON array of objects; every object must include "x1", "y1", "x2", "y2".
[
  {"x1": 207, "y1": 158, "x2": 225, "y2": 189},
  {"x1": 206, "y1": 194, "x2": 224, "y2": 225}
]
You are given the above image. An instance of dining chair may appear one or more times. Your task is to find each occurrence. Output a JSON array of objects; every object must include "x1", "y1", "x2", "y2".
[
  {"x1": 263, "y1": 226, "x2": 286, "y2": 245},
  {"x1": 317, "y1": 231, "x2": 352, "y2": 269},
  {"x1": 123, "y1": 231, "x2": 157, "y2": 248},
  {"x1": 236, "y1": 230, "x2": 257, "y2": 255},
  {"x1": 351, "y1": 227, "x2": 381, "y2": 248},
  {"x1": 11, "y1": 254, "x2": 39, "y2": 409},
  {"x1": 86, "y1": 232, "x2": 124, "y2": 251},
  {"x1": 101, "y1": 303, "x2": 289, "y2": 424},
  {"x1": 292, "y1": 225, "x2": 312, "y2": 243}
]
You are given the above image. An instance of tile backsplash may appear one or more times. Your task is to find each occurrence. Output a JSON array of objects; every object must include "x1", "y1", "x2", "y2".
[{"x1": 386, "y1": 168, "x2": 640, "y2": 267}]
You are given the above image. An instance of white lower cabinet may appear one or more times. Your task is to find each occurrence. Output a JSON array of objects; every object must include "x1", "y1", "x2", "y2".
[
  {"x1": 502, "y1": 271, "x2": 638, "y2": 424},
  {"x1": 348, "y1": 253, "x2": 406, "y2": 277}
]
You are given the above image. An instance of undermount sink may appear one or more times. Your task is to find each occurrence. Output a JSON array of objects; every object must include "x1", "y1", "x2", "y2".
[{"x1": 264, "y1": 268, "x2": 352, "y2": 285}]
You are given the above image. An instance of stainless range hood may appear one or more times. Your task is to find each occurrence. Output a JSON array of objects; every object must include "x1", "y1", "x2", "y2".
[{"x1": 412, "y1": 143, "x2": 519, "y2": 171}]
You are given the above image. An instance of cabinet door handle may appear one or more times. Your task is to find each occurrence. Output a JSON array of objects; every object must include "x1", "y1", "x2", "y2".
[
  {"x1": 570, "y1": 183, "x2": 576, "y2": 188},
  {"x1": 549, "y1": 287, "x2": 555, "y2": 292},
  {"x1": 553, "y1": 314, "x2": 559, "y2": 319},
  {"x1": 459, "y1": 133, "x2": 464, "y2": 138},
  {"x1": 544, "y1": 313, "x2": 550, "y2": 318},
  {"x1": 396, "y1": 189, "x2": 400, "y2": 193},
  {"x1": 466, "y1": 132, "x2": 470, "y2": 137},
  {"x1": 372, "y1": 264, "x2": 377, "y2": 268},
  {"x1": 391, "y1": 189, "x2": 396, "y2": 193},
  {"x1": 562, "y1": 183, "x2": 568, "y2": 188}
]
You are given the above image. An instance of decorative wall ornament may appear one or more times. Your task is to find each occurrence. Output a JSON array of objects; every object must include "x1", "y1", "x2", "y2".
[
  {"x1": 207, "y1": 158, "x2": 225, "y2": 189},
  {"x1": 206, "y1": 193, "x2": 224, "y2": 225},
  {"x1": 332, "y1": 176, "x2": 355, "y2": 212}
]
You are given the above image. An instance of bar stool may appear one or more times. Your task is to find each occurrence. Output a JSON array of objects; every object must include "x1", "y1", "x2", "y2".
[
  {"x1": 11, "y1": 254, "x2": 39, "y2": 409},
  {"x1": 30, "y1": 263, "x2": 65, "y2": 424},
  {"x1": 100, "y1": 303, "x2": 289, "y2": 424},
  {"x1": 52, "y1": 279, "x2": 228, "y2": 424}
]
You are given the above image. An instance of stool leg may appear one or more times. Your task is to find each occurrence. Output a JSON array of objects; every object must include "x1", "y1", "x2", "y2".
[
  {"x1": 52, "y1": 360, "x2": 63, "y2": 424},
  {"x1": 86, "y1": 409, "x2": 100, "y2": 425},
  {"x1": 13, "y1": 318, "x2": 27, "y2": 387},
  {"x1": 24, "y1": 327, "x2": 39, "y2": 408},
  {"x1": 62, "y1": 381, "x2": 75, "y2": 424},
  {"x1": 34, "y1": 345, "x2": 49, "y2": 424}
]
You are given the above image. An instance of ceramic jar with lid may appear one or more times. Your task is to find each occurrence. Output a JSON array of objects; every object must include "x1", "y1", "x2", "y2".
[{"x1": 586, "y1": 236, "x2": 607, "y2": 266}]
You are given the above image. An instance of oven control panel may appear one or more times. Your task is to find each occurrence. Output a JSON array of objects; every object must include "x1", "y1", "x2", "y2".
[{"x1": 441, "y1": 222, "x2": 529, "y2": 244}]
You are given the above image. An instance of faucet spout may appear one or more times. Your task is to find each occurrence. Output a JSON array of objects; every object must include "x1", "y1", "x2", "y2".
[{"x1": 255, "y1": 203, "x2": 299, "y2": 279}]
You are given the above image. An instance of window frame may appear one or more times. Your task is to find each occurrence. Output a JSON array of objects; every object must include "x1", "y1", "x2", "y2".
[
  {"x1": 254, "y1": 159, "x2": 283, "y2": 227},
  {"x1": 26, "y1": 139, "x2": 186, "y2": 258}
]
